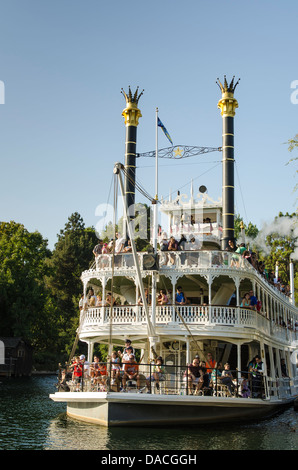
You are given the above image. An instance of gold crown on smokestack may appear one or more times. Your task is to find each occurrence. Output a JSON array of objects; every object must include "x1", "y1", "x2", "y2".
[
  {"x1": 216, "y1": 75, "x2": 240, "y2": 94},
  {"x1": 121, "y1": 86, "x2": 144, "y2": 105},
  {"x1": 217, "y1": 76, "x2": 239, "y2": 117},
  {"x1": 121, "y1": 86, "x2": 144, "y2": 126}
]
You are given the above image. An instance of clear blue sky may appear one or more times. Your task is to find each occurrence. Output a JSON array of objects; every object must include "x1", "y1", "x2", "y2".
[{"x1": 0, "y1": 0, "x2": 297, "y2": 249}]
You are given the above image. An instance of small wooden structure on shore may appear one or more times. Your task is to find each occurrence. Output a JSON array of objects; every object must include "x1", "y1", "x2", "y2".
[{"x1": 0, "y1": 337, "x2": 33, "y2": 377}]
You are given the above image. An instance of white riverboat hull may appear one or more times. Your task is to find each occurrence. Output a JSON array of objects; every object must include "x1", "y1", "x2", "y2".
[{"x1": 50, "y1": 391, "x2": 295, "y2": 427}]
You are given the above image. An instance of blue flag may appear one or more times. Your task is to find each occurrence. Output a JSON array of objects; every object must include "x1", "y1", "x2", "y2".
[{"x1": 158, "y1": 117, "x2": 173, "y2": 145}]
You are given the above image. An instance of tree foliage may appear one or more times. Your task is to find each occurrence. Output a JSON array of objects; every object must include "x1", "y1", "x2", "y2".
[
  {"x1": 0, "y1": 221, "x2": 51, "y2": 341},
  {"x1": 46, "y1": 212, "x2": 98, "y2": 359},
  {"x1": 234, "y1": 214, "x2": 259, "y2": 241}
]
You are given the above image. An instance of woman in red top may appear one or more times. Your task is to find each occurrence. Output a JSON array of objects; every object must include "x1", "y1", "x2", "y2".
[
  {"x1": 96, "y1": 362, "x2": 108, "y2": 387},
  {"x1": 70, "y1": 356, "x2": 83, "y2": 390}
]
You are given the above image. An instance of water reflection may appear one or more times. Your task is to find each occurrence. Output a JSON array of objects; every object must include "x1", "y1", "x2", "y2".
[
  {"x1": 45, "y1": 408, "x2": 298, "y2": 451},
  {"x1": 1, "y1": 376, "x2": 297, "y2": 450}
]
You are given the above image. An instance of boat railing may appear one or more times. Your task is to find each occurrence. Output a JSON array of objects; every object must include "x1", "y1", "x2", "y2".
[
  {"x1": 87, "y1": 250, "x2": 292, "y2": 306},
  {"x1": 81, "y1": 305, "x2": 297, "y2": 343},
  {"x1": 57, "y1": 363, "x2": 273, "y2": 400},
  {"x1": 92, "y1": 250, "x2": 250, "y2": 272}
]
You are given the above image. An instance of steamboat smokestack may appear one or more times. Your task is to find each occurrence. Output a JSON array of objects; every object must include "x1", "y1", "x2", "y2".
[
  {"x1": 216, "y1": 76, "x2": 240, "y2": 250},
  {"x1": 121, "y1": 87, "x2": 143, "y2": 239}
]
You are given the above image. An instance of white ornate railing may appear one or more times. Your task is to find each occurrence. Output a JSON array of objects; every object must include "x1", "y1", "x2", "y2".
[
  {"x1": 80, "y1": 305, "x2": 297, "y2": 342},
  {"x1": 92, "y1": 250, "x2": 250, "y2": 272}
]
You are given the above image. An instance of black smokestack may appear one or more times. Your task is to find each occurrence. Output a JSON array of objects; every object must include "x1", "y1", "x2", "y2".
[
  {"x1": 216, "y1": 76, "x2": 240, "y2": 250},
  {"x1": 121, "y1": 87, "x2": 143, "y2": 239}
]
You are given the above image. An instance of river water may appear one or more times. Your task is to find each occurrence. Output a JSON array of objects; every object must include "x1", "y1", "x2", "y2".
[{"x1": 0, "y1": 375, "x2": 297, "y2": 451}]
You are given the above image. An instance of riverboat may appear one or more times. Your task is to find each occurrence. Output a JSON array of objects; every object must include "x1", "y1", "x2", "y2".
[{"x1": 50, "y1": 78, "x2": 298, "y2": 426}]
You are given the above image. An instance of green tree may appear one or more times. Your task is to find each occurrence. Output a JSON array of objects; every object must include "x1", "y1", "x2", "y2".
[
  {"x1": 234, "y1": 214, "x2": 259, "y2": 241},
  {"x1": 0, "y1": 221, "x2": 51, "y2": 342},
  {"x1": 46, "y1": 212, "x2": 98, "y2": 358}
]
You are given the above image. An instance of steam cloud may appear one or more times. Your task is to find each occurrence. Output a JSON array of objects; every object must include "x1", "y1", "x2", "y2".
[{"x1": 246, "y1": 215, "x2": 298, "y2": 260}]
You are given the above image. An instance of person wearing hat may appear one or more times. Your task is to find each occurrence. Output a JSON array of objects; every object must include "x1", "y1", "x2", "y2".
[
  {"x1": 118, "y1": 339, "x2": 135, "y2": 360},
  {"x1": 121, "y1": 354, "x2": 140, "y2": 392},
  {"x1": 80, "y1": 354, "x2": 90, "y2": 379}
]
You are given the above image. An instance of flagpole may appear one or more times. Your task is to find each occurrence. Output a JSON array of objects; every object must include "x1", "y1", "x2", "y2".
[
  {"x1": 153, "y1": 107, "x2": 158, "y2": 252},
  {"x1": 151, "y1": 107, "x2": 159, "y2": 331},
  {"x1": 155, "y1": 107, "x2": 158, "y2": 201}
]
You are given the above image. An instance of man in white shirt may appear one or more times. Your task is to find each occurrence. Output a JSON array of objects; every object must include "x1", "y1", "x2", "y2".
[{"x1": 115, "y1": 232, "x2": 125, "y2": 253}]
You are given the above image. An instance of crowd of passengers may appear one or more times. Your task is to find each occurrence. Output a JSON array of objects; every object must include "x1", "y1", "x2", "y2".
[
  {"x1": 58, "y1": 339, "x2": 288, "y2": 398},
  {"x1": 92, "y1": 234, "x2": 292, "y2": 299},
  {"x1": 80, "y1": 283, "x2": 298, "y2": 331}
]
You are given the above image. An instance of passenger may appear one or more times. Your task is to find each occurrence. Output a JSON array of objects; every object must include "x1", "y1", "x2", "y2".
[
  {"x1": 108, "y1": 239, "x2": 114, "y2": 252},
  {"x1": 97, "y1": 362, "x2": 108, "y2": 388},
  {"x1": 206, "y1": 352, "x2": 216, "y2": 376},
  {"x1": 240, "y1": 293, "x2": 251, "y2": 308},
  {"x1": 249, "y1": 290, "x2": 258, "y2": 310},
  {"x1": 118, "y1": 339, "x2": 135, "y2": 360},
  {"x1": 157, "y1": 289, "x2": 169, "y2": 305},
  {"x1": 96, "y1": 293, "x2": 102, "y2": 307},
  {"x1": 90, "y1": 355, "x2": 100, "y2": 381},
  {"x1": 99, "y1": 242, "x2": 109, "y2": 268},
  {"x1": 105, "y1": 292, "x2": 115, "y2": 307},
  {"x1": 160, "y1": 232, "x2": 169, "y2": 251},
  {"x1": 243, "y1": 250, "x2": 252, "y2": 264},
  {"x1": 240, "y1": 375, "x2": 251, "y2": 398},
  {"x1": 177, "y1": 234, "x2": 187, "y2": 250},
  {"x1": 115, "y1": 232, "x2": 125, "y2": 254},
  {"x1": 251, "y1": 252, "x2": 258, "y2": 270},
  {"x1": 167, "y1": 289, "x2": 173, "y2": 304},
  {"x1": 236, "y1": 243, "x2": 246, "y2": 255},
  {"x1": 138, "y1": 288, "x2": 151, "y2": 306},
  {"x1": 226, "y1": 239, "x2": 236, "y2": 252},
  {"x1": 146, "y1": 356, "x2": 166, "y2": 392},
  {"x1": 251, "y1": 355, "x2": 264, "y2": 398},
  {"x1": 110, "y1": 352, "x2": 121, "y2": 384},
  {"x1": 102, "y1": 242, "x2": 109, "y2": 254},
  {"x1": 175, "y1": 286, "x2": 187, "y2": 305},
  {"x1": 93, "y1": 240, "x2": 103, "y2": 258},
  {"x1": 195, "y1": 360, "x2": 211, "y2": 394},
  {"x1": 80, "y1": 354, "x2": 90, "y2": 379},
  {"x1": 121, "y1": 354, "x2": 141, "y2": 392},
  {"x1": 69, "y1": 356, "x2": 83, "y2": 391},
  {"x1": 123, "y1": 239, "x2": 132, "y2": 253},
  {"x1": 211, "y1": 362, "x2": 223, "y2": 387},
  {"x1": 88, "y1": 288, "x2": 97, "y2": 306},
  {"x1": 167, "y1": 236, "x2": 178, "y2": 265},
  {"x1": 219, "y1": 363, "x2": 235, "y2": 396},
  {"x1": 58, "y1": 369, "x2": 70, "y2": 392},
  {"x1": 185, "y1": 357, "x2": 201, "y2": 394}
]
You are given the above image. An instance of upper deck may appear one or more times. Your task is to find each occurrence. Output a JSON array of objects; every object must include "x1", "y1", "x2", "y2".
[{"x1": 79, "y1": 250, "x2": 298, "y2": 345}]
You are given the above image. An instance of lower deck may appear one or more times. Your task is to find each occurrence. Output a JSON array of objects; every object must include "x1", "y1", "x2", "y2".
[{"x1": 50, "y1": 390, "x2": 296, "y2": 427}]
